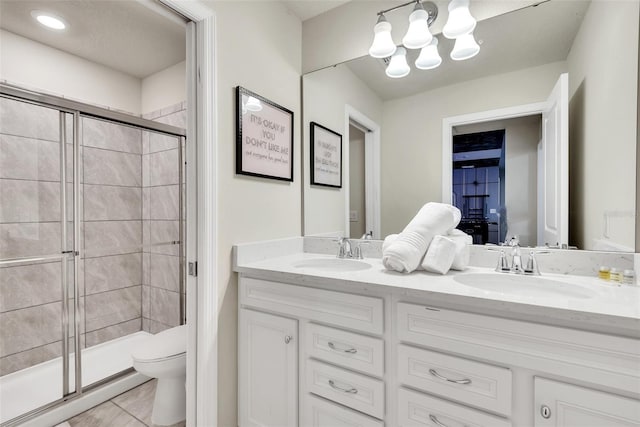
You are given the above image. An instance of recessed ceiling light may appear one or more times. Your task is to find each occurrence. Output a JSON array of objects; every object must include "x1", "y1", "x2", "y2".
[{"x1": 31, "y1": 10, "x2": 67, "y2": 30}]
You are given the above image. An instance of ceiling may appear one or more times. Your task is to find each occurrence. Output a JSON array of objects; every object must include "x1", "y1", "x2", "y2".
[
  {"x1": 283, "y1": 0, "x2": 352, "y2": 21},
  {"x1": 0, "y1": 0, "x2": 187, "y2": 78},
  {"x1": 345, "y1": 0, "x2": 590, "y2": 100}
]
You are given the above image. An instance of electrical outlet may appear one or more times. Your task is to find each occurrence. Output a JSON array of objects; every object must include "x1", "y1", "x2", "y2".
[{"x1": 349, "y1": 210, "x2": 358, "y2": 222}]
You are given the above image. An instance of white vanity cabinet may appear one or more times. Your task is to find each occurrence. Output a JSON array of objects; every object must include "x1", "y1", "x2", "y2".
[
  {"x1": 238, "y1": 274, "x2": 640, "y2": 427},
  {"x1": 239, "y1": 309, "x2": 298, "y2": 427}
]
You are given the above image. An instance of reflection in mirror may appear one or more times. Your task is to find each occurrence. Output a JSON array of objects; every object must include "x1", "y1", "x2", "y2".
[{"x1": 302, "y1": 0, "x2": 638, "y2": 252}]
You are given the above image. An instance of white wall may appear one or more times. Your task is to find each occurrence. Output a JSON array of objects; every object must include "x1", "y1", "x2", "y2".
[
  {"x1": 455, "y1": 116, "x2": 542, "y2": 245},
  {"x1": 202, "y1": 2, "x2": 302, "y2": 426},
  {"x1": 349, "y1": 125, "x2": 366, "y2": 238},
  {"x1": 301, "y1": 0, "x2": 540, "y2": 73},
  {"x1": 303, "y1": 63, "x2": 383, "y2": 236},
  {"x1": 0, "y1": 30, "x2": 142, "y2": 114},
  {"x1": 567, "y1": 0, "x2": 638, "y2": 251},
  {"x1": 380, "y1": 61, "x2": 566, "y2": 236},
  {"x1": 141, "y1": 61, "x2": 186, "y2": 115}
]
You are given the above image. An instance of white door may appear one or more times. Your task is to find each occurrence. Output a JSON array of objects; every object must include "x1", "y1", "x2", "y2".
[
  {"x1": 535, "y1": 377, "x2": 640, "y2": 426},
  {"x1": 538, "y1": 73, "x2": 569, "y2": 247},
  {"x1": 239, "y1": 309, "x2": 298, "y2": 427}
]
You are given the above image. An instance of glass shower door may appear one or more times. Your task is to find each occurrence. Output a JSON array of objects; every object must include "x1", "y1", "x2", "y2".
[{"x1": 0, "y1": 97, "x2": 77, "y2": 422}]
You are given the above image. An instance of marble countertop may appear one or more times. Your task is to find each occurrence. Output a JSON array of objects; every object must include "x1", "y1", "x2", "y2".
[{"x1": 234, "y1": 250, "x2": 640, "y2": 337}]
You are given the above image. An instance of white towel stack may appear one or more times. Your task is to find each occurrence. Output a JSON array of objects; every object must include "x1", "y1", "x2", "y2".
[
  {"x1": 382, "y1": 203, "x2": 461, "y2": 273},
  {"x1": 421, "y1": 235, "x2": 457, "y2": 274},
  {"x1": 448, "y1": 229, "x2": 473, "y2": 271}
]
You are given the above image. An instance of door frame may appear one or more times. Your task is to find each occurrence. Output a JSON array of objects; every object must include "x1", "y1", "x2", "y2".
[
  {"x1": 344, "y1": 105, "x2": 381, "y2": 239},
  {"x1": 442, "y1": 102, "x2": 546, "y2": 210},
  {"x1": 159, "y1": 2, "x2": 217, "y2": 426}
]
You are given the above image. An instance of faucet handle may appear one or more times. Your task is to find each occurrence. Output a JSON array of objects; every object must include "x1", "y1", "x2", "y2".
[
  {"x1": 495, "y1": 249, "x2": 511, "y2": 272},
  {"x1": 524, "y1": 250, "x2": 550, "y2": 275},
  {"x1": 352, "y1": 241, "x2": 370, "y2": 259}
]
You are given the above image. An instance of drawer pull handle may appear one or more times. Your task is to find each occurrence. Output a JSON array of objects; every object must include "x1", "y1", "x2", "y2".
[
  {"x1": 429, "y1": 414, "x2": 451, "y2": 427},
  {"x1": 328, "y1": 379, "x2": 358, "y2": 394},
  {"x1": 429, "y1": 369, "x2": 472, "y2": 385},
  {"x1": 328, "y1": 342, "x2": 358, "y2": 354}
]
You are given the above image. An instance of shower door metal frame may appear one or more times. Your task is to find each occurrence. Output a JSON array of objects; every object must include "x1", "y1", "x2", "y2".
[{"x1": 0, "y1": 83, "x2": 187, "y2": 427}]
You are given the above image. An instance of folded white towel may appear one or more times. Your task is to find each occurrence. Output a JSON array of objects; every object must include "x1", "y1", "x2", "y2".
[
  {"x1": 382, "y1": 203, "x2": 461, "y2": 273},
  {"x1": 447, "y1": 229, "x2": 473, "y2": 271},
  {"x1": 421, "y1": 235, "x2": 457, "y2": 274}
]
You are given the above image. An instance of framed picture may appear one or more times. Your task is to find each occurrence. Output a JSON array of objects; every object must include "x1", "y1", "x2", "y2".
[
  {"x1": 310, "y1": 122, "x2": 342, "y2": 188},
  {"x1": 236, "y1": 86, "x2": 294, "y2": 181}
]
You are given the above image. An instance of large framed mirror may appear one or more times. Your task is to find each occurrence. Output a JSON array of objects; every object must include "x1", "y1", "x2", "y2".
[{"x1": 302, "y1": 0, "x2": 638, "y2": 252}]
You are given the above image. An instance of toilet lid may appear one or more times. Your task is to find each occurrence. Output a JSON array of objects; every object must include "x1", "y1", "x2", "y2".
[{"x1": 132, "y1": 324, "x2": 187, "y2": 361}]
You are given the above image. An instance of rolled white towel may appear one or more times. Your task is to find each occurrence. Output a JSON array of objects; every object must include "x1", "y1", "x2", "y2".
[
  {"x1": 448, "y1": 229, "x2": 473, "y2": 271},
  {"x1": 421, "y1": 235, "x2": 457, "y2": 274},
  {"x1": 382, "y1": 231, "x2": 429, "y2": 273},
  {"x1": 382, "y1": 202, "x2": 461, "y2": 273},
  {"x1": 382, "y1": 234, "x2": 399, "y2": 252}
]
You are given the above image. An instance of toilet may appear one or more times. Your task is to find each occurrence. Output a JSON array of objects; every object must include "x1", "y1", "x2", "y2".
[{"x1": 132, "y1": 324, "x2": 187, "y2": 426}]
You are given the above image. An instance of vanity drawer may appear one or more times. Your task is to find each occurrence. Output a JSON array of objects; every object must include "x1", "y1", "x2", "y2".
[
  {"x1": 396, "y1": 302, "x2": 640, "y2": 395},
  {"x1": 240, "y1": 277, "x2": 383, "y2": 334},
  {"x1": 398, "y1": 388, "x2": 511, "y2": 427},
  {"x1": 306, "y1": 359, "x2": 385, "y2": 419},
  {"x1": 398, "y1": 344, "x2": 511, "y2": 416},
  {"x1": 306, "y1": 323, "x2": 384, "y2": 377},
  {"x1": 302, "y1": 394, "x2": 384, "y2": 427}
]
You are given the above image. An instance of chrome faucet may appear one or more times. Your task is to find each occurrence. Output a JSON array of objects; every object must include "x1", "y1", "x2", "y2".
[
  {"x1": 337, "y1": 238, "x2": 368, "y2": 259},
  {"x1": 492, "y1": 236, "x2": 549, "y2": 275},
  {"x1": 337, "y1": 237, "x2": 353, "y2": 259}
]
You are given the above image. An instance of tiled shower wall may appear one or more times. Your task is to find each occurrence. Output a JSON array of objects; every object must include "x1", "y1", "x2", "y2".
[
  {"x1": 142, "y1": 102, "x2": 186, "y2": 334},
  {"x1": 0, "y1": 98, "x2": 184, "y2": 375}
]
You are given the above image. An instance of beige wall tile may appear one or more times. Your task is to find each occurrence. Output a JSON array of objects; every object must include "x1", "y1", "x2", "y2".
[
  {"x1": 84, "y1": 286, "x2": 141, "y2": 332},
  {"x1": 0, "y1": 222, "x2": 60, "y2": 258},
  {"x1": 0, "y1": 261, "x2": 61, "y2": 312},
  {"x1": 84, "y1": 221, "x2": 141, "y2": 258},
  {"x1": 83, "y1": 147, "x2": 141, "y2": 187},
  {"x1": 84, "y1": 253, "x2": 142, "y2": 295},
  {"x1": 83, "y1": 185, "x2": 142, "y2": 221},
  {"x1": 0, "y1": 301, "x2": 61, "y2": 357},
  {"x1": 148, "y1": 287, "x2": 179, "y2": 327},
  {"x1": 0, "y1": 135, "x2": 60, "y2": 181},
  {"x1": 85, "y1": 318, "x2": 141, "y2": 348},
  {"x1": 0, "y1": 180, "x2": 60, "y2": 223},
  {"x1": 149, "y1": 185, "x2": 179, "y2": 220},
  {"x1": 0, "y1": 97, "x2": 59, "y2": 142},
  {"x1": 82, "y1": 117, "x2": 142, "y2": 154},
  {"x1": 149, "y1": 254, "x2": 180, "y2": 292}
]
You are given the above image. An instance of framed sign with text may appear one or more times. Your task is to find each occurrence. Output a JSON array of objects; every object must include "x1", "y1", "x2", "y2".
[
  {"x1": 310, "y1": 122, "x2": 342, "y2": 188},
  {"x1": 236, "y1": 86, "x2": 294, "y2": 181}
]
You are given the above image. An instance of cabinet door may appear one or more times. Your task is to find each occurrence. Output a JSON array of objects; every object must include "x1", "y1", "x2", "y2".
[
  {"x1": 239, "y1": 309, "x2": 298, "y2": 427},
  {"x1": 535, "y1": 378, "x2": 640, "y2": 426}
]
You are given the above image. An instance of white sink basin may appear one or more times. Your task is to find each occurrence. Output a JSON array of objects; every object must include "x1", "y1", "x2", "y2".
[
  {"x1": 292, "y1": 258, "x2": 372, "y2": 272},
  {"x1": 454, "y1": 273, "x2": 596, "y2": 299}
]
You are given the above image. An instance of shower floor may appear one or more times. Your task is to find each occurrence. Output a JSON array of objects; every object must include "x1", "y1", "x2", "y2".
[{"x1": 0, "y1": 331, "x2": 152, "y2": 424}]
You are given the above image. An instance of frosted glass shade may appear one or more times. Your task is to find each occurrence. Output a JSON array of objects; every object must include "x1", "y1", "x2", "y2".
[
  {"x1": 245, "y1": 96, "x2": 263, "y2": 112},
  {"x1": 369, "y1": 18, "x2": 397, "y2": 58},
  {"x1": 402, "y1": 8, "x2": 432, "y2": 50},
  {"x1": 443, "y1": 0, "x2": 476, "y2": 39},
  {"x1": 386, "y1": 47, "x2": 410, "y2": 78},
  {"x1": 450, "y1": 32, "x2": 480, "y2": 60},
  {"x1": 415, "y1": 37, "x2": 442, "y2": 70}
]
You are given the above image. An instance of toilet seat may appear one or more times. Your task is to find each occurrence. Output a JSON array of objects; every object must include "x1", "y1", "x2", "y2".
[{"x1": 132, "y1": 324, "x2": 187, "y2": 362}]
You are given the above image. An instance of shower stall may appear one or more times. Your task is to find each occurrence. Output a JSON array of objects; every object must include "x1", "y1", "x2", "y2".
[{"x1": 0, "y1": 85, "x2": 186, "y2": 425}]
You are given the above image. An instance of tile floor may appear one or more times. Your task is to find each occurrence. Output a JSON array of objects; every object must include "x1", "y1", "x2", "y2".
[{"x1": 64, "y1": 380, "x2": 185, "y2": 427}]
